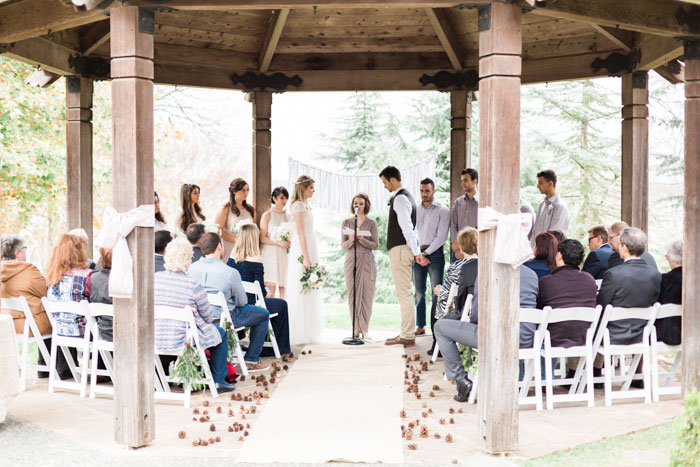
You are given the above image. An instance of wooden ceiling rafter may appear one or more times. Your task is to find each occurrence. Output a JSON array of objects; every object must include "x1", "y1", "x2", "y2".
[
  {"x1": 258, "y1": 8, "x2": 290, "y2": 72},
  {"x1": 636, "y1": 34, "x2": 684, "y2": 71},
  {"x1": 424, "y1": 8, "x2": 463, "y2": 70}
]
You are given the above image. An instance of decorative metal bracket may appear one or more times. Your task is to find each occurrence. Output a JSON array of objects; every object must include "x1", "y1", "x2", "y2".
[
  {"x1": 684, "y1": 38, "x2": 700, "y2": 60},
  {"x1": 676, "y1": 6, "x2": 700, "y2": 35},
  {"x1": 66, "y1": 75, "x2": 81, "y2": 93},
  {"x1": 419, "y1": 69, "x2": 479, "y2": 90},
  {"x1": 591, "y1": 49, "x2": 641, "y2": 75},
  {"x1": 68, "y1": 54, "x2": 110, "y2": 79},
  {"x1": 230, "y1": 71, "x2": 302, "y2": 91},
  {"x1": 138, "y1": 8, "x2": 155, "y2": 35},
  {"x1": 632, "y1": 70, "x2": 648, "y2": 89},
  {"x1": 0, "y1": 42, "x2": 11, "y2": 53}
]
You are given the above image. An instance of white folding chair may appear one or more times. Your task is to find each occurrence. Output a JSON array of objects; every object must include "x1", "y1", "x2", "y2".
[
  {"x1": 153, "y1": 305, "x2": 218, "y2": 408},
  {"x1": 2, "y1": 296, "x2": 52, "y2": 391},
  {"x1": 541, "y1": 305, "x2": 602, "y2": 409},
  {"x1": 432, "y1": 282, "x2": 459, "y2": 363},
  {"x1": 591, "y1": 304, "x2": 659, "y2": 406},
  {"x1": 518, "y1": 307, "x2": 548, "y2": 411},
  {"x1": 650, "y1": 303, "x2": 682, "y2": 401},
  {"x1": 40, "y1": 298, "x2": 92, "y2": 397},
  {"x1": 84, "y1": 303, "x2": 116, "y2": 398},
  {"x1": 242, "y1": 280, "x2": 281, "y2": 359},
  {"x1": 208, "y1": 292, "x2": 248, "y2": 376}
]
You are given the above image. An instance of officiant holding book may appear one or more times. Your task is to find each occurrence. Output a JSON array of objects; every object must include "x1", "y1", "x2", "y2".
[{"x1": 341, "y1": 193, "x2": 379, "y2": 339}]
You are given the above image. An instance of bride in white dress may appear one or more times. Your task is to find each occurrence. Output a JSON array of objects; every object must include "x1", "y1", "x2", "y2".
[{"x1": 286, "y1": 175, "x2": 325, "y2": 345}]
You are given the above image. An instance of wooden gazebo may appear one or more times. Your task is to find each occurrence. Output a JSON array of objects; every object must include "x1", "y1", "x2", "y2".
[{"x1": 1, "y1": 0, "x2": 698, "y2": 454}]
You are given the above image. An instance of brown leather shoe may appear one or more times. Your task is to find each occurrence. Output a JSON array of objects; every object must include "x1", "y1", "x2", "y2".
[
  {"x1": 415, "y1": 327, "x2": 426, "y2": 335},
  {"x1": 385, "y1": 335, "x2": 402, "y2": 346},
  {"x1": 245, "y1": 362, "x2": 271, "y2": 372}
]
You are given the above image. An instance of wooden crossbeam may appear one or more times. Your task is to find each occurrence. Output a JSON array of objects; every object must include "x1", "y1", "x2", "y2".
[
  {"x1": 589, "y1": 23, "x2": 633, "y2": 52},
  {"x1": 528, "y1": 0, "x2": 700, "y2": 37},
  {"x1": 80, "y1": 20, "x2": 111, "y2": 56},
  {"x1": 258, "y1": 8, "x2": 290, "y2": 73},
  {"x1": 0, "y1": 0, "x2": 109, "y2": 43},
  {"x1": 654, "y1": 59, "x2": 685, "y2": 84},
  {"x1": 122, "y1": 0, "x2": 462, "y2": 9},
  {"x1": 425, "y1": 8, "x2": 463, "y2": 70},
  {"x1": 636, "y1": 35, "x2": 684, "y2": 70},
  {"x1": 2, "y1": 37, "x2": 78, "y2": 75}
]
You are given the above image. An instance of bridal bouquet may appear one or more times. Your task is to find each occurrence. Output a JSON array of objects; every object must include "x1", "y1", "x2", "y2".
[
  {"x1": 271, "y1": 222, "x2": 294, "y2": 253},
  {"x1": 232, "y1": 218, "x2": 254, "y2": 233},
  {"x1": 298, "y1": 255, "x2": 327, "y2": 293}
]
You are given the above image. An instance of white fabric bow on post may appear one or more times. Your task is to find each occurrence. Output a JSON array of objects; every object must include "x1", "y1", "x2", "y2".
[
  {"x1": 95, "y1": 205, "x2": 155, "y2": 299},
  {"x1": 478, "y1": 206, "x2": 534, "y2": 269}
]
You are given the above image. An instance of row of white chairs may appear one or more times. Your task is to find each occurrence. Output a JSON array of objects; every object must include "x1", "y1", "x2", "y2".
[
  {"x1": 431, "y1": 285, "x2": 682, "y2": 410},
  {"x1": 3, "y1": 280, "x2": 279, "y2": 408}
]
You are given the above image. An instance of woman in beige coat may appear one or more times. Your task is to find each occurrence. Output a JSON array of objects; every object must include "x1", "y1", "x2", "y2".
[{"x1": 341, "y1": 193, "x2": 378, "y2": 339}]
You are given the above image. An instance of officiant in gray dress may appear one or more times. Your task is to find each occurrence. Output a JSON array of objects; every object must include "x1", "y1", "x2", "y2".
[{"x1": 341, "y1": 193, "x2": 379, "y2": 339}]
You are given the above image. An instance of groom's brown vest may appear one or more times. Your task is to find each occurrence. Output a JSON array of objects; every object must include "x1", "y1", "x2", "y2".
[{"x1": 387, "y1": 188, "x2": 417, "y2": 251}]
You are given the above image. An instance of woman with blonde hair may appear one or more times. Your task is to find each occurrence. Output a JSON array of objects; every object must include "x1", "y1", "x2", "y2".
[
  {"x1": 228, "y1": 223, "x2": 291, "y2": 358},
  {"x1": 176, "y1": 183, "x2": 206, "y2": 233},
  {"x1": 285, "y1": 175, "x2": 324, "y2": 345},
  {"x1": 216, "y1": 178, "x2": 256, "y2": 261},
  {"x1": 341, "y1": 193, "x2": 378, "y2": 339}
]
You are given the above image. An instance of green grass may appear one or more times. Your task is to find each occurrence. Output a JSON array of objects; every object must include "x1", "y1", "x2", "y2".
[
  {"x1": 519, "y1": 419, "x2": 679, "y2": 466},
  {"x1": 324, "y1": 303, "x2": 402, "y2": 330}
]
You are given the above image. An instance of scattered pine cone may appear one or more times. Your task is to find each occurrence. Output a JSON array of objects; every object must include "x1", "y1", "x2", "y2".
[
  {"x1": 242, "y1": 414, "x2": 247, "y2": 420},
  {"x1": 408, "y1": 421, "x2": 415, "y2": 429},
  {"x1": 449, "y1": 408, "x2": 455, "y2": 414},
  {"x1": 178, "y1": 431, "x2": 186, "y2": 439},
  {"x1": 408, "y1": 444, "x2": 417, "y2": 450},
  {"x1": 405, "y1": 429, "x2": 413, "y2": 440},
  {"x1": 192, "y1": 439, "x2": 200, "y2": 447},
  {"x1": 263, "y1": 390, "x2": 270, "y2": 399},
  {"x1": 240, "y1": 375, "x2": 246, "y2": 382},
  {"x1": 216, "y1": 406, "x2": 223, "y2": 414},
  {"x1": 439, "y1": 418, "x2": 446, "y2": 425},
  {"x1": 199, "y1": 416, "x2": 206, "y2": 423},
  {"x1": 251, "y1": 406, "x2": 257, "y2": 414},
  {"x1": 243, "y1": 396, "x2": 249, "y2": 402},
  {"x1": 458, "y1": 408, "x2": 464, "y2": 414},
  {"x1": 208, "y1": 437, "x2": 215, "y2": 444},
  {"x1": 203, "y1": 410, "x2": 209, "y2": 415},
  {"x1": 429, "y1": 360, "x2": 434, "y2": 365},
  {"x1": 270, "y1": 377, "x2": 276, "y2": 384},
  {"x1": 201, "y1": 440, "x2": 208, "y2": 447},
  {"x1": 449, "y1": 418, "x2": 455, "y2": 424},
  {"x1": 238, "y1": 436, "x2": 244, "y2": 441},
  {"x1": 216, "y1": 436, "x2": 221, "y2": 442},
  {"x1": 429, "y1": 391, "x2": 435, "y2": 397},
  {"x1": 236, "y1": 394, "x2": 243, "y2": 401},
  {"x1": 246, "y1": 423, "x2": 251, "y2": 429},
  {"x1": 202, "y1": 400, "x2": 209, "y2": 407},
  {"x1": 228, "y1": 426, "x2": 234, "y2": 432},
  {"x1": 192, "y1": 408, "x2": 200, "y2": 415},
  {"x1": 416, "y1": 393, "x2": 422, "y2": 399},
  {"x1": 228, "y1": 409, "x2": 234, "y2": 417},
  {"x1": 421, "y1": 411, "x2": 428, "y2": 418},
  {"x1": 206, "y1": 415, "x2": 211, "y2": 421},
  {"x1": 400, "y1": 410, "x2": 406, "y2": 418},
  {"x1": 209, "y1": 424, "x2": 216, "y2": 432},
  {"x1": 402, "y1": 353, "x2": 407, "y2": 358},
  {"x1": 282, "y1": 356, "x2": 290, "y2": 362},
  {"x1": 420, "y1": 426, "x2": 429, "y2": 438},
  {"x1": 301, "y1": 351, "x2": 307, "y2": 355},
  {"x1": 432, "y1": 385, "x2": 440, "y2": 391},
  {"x1": 421, "y1": 402, "x2": 427, "y2": 408},
  {"x1": 434, "y1": 433, "x2": 441, "y2": 439},
  {"x1": 244, "y1": 431, "x2": 249, "y2": 437},
  {"x1": 413, "y1": 376, "x2": 420, "y2": 384},
  {"x1": 445, "y1": 434, "x2": 453, "y2": 443},
  {"x1": 229, "y1": 394, "x2": 236, "y2": 401},
  {"x1": 283, "y1": 364, "x2": 289, "y2": 370},
  {"x1": 428, "y1": 408, "x2": 433, "y2": 414}
]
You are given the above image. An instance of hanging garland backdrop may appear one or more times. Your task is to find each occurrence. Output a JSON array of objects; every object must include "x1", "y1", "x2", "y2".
[{"x1": 288, "y1": 158, "x2": 436, "y2": 214}]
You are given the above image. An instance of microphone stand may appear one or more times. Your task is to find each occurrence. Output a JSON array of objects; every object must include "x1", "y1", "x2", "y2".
[{"x1": 343, "y1": 205, "x2": 364, "y2": 346}]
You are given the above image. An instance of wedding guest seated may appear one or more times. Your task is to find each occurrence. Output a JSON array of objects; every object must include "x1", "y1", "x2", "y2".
[
  {"x1": 155, "y1": 230, "x2": 173, "y2": 273},
  {"x1": 433, "y1": 265, "x2": 538, "y2": 402},
  {"x1": 68, "y1": 228, "x2": 97, "y2": 270},
  {"x1": 154, "y1": 237, "x2": 234, "y2": 392},
  {"x1": 538, "y1": 239, "x2": 597, "y2": 349},
  {"x1": 524, "y1": 232, "x2": 558, "y2": 279},
  {"x1": 228, "y1": 223, "x2": 291, "y2": 359},
  {"x1": 428, "y1": 227, "x2": 477, "y2": 355},
  {"x1": 186, "y1": 223, "x2": 206, "y2": 263},
  {"x1": 547, "y1": 229, "x2": 567, "y2": 244},
  {"x1": 598, "y1": 227, "x2": 661, "y2": 345},
  {"x1": 606, "y1": 221, "x2": 657, "y2": 270},
  {"x1": 1, "y1": 235, "x2": 51, "y2": 377},
  {"x1": 46, "y1": 234, "x2": 93, "y2": 379},
  {"x1": 89, "y1": 248, "x2": 114, "y2": 341},
  {"x1": 188, "y1": 233, "x2": 276, "y2": 370},
  {"x1": 582, "y1": 225, "x2": 612, "y2": 279},
  {"x1": 655, "y1": 239, "x2": 682, "y2": 345}
]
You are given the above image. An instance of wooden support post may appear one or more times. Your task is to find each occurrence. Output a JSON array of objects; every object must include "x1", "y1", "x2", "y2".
[
  {"x1": 110, "y1": 6, "x2": 155, "y2": 447},
  {"x1": 252, "y1": 91, "x2": 272, "y2": 220},
  {"x1": 476, "y1": 2, "x2": 522, "y2": 454},
  {"x1": 621, "y1": 71, "x2": 649, "y2": 232},
  {"x1": 66, "y1": 76, "x2": 94, "y2": 255},
  {"x1": 682, "y1": 39, "x2": 700, "y2": 393},
  {"x1": 450, "y1": 90, "x2": 471, "y2": 208}
]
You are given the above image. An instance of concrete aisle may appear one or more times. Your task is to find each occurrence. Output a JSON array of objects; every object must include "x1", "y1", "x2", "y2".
[{"x1": 236, "y1": 338, "x2": 405, "y2": 463}]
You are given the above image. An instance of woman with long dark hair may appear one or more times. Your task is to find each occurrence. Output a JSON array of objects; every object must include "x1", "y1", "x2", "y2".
[
  {"x1": 215, "y1": 178, "x2": 256, "y2": 261},
  {"x1": 260, "y1": 186, "x2": 291, "y2": 299},
  {"x1": 154, "y1": 191, "x2": 168, "y2": 231},
  {"x1": 176, "y1": 183, "x2": 205, "y2": 233},
  {"x1": 524, "y1": 232, "x2": 558, "y2": 279}
]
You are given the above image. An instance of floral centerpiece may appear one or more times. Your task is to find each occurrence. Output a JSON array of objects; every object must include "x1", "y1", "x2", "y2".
[
  {"x1": 298, "y1": 255, "x2": 327, "y2": 293},
  {"x1": 270, "y1": 222, "x2": 294, "y2": 253},
  {"x1": 232, "y1": 218, "x2": 254, "y2": 233}
]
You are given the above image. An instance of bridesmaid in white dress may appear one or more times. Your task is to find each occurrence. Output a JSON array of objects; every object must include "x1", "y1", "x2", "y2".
[
  {"x1": 215, "y1": 178, "x2": 256, "y2": 262},
  {"x1": 260, "y1": 186, "x2": 291, "y2": 299},
  {"x1": 286, "y1": 175, "x2": 324, "y2": 345}
]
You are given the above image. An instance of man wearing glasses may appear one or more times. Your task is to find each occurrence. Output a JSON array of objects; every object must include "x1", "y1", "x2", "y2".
[
  {"x1": 581, "y1": 225, "x2": 613, "y2": 279},
  {"x1": 606, "y1": 221, "x2": 658, "y2": 271}
]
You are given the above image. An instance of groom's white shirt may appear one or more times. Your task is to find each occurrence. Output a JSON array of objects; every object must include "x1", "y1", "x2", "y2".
[{"x1": 392, "y1": 189, "x2": 421, "y2": 256}]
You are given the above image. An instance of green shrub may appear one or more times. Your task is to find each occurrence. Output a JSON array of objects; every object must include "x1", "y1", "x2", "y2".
[{"x1": 670, "y1": 388, "x2": 700, "y2": 466}]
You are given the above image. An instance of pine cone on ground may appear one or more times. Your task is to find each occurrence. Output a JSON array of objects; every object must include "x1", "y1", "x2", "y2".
[
  {"x1": 445, "y1": 434, "x2": 453, "y2": 443},
  {"x1": 429, "y1": 391, "x2": 435, "y2": 397},
  {"x1": 405, "y1": 429, "x2": 413, "y2": 440},
  {"x1": 433, "y1": 384, "x2": 440, "y2": 391},
  {"x1": 209, "y1": 424, "x2": 216, "y2": 432},
  {"x1": 192, "y1": 439, "x2": 200, "y2": 447},
  {"x1": 420, "y1": 425, "x2": 429, "y2": 438},
  {"x1": 178, "y1": 431, "x2": 186, "y2": 439},
  {"x1": 449, "y1": 408, "x2": 455, "y2": 414},
  {"x1": 202, "y1": 400, "x2": 209, "y2": 407},
  {"x1": 408, "y1": 444, "x2": 417, "y2": 450},
  {"x1": 434, "y1": 433, "x2": 441, "y2": 439},
  {"x1": 450, "y1": 418, "x2": 455, "y2": 424},
  {"x1": 400, "y1": 410, "x2": 406, "y2": 418}
]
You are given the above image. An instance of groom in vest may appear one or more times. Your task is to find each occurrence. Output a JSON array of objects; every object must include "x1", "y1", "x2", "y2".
[{"x1": 380, "y1": 166, "x2": 428, "y2": 347}]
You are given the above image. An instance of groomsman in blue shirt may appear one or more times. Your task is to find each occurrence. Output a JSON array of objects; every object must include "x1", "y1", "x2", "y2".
[{"x1": 582, "y1": 225, "x2": 613, "y2": 279}]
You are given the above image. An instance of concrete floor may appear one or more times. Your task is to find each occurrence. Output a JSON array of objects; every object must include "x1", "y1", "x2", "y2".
[{"x1": 1, "y1": 329, "x2": 684, "y2": 466}]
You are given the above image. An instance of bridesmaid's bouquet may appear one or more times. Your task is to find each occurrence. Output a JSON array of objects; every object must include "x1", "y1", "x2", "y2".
[
  {"x1": 298, "y1": 255, "x2": 327, "y2": 293},
  {"x1": 271, "y1": 222, "x2": 294, "y2": 253},
  {"x1": 232, "y1": 219, "x2": 254, "y2": 233}
]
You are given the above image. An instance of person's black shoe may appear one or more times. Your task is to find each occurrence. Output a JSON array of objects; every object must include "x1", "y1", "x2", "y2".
[
  {"x1": 58, "y1": 369, "x2": 74, "y2": 381},
  {"x1": 593, "y1": 367, "x2": 604, "y2": 389},
  {"x1": 454, "y1": 377, "x2": 473, "y2": 402},
  {"x1": 630, "y1": 378, "x2": 645, "y2": 389},
  {"x1": 37, "y1": 371, "x2": 50, "y2": 379},
  {"x1": 215, "y1": 381, "x2": 236, "y2": 393},
  {"x1": 427, "y1": 348, "x2": 434, "y2": 356}
]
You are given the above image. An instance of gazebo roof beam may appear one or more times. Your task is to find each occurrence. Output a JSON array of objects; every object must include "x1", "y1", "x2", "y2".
[
  {"x1": 654, "y1": 59, "x2": 685, "y2": 84},
  {"x1": 122, "y1": 0, "x2": 462, "y2": 10},
  {"x1": 0, "y1": 0, "x2": 110, "y2": 43},
  {"x1": 636, "y1": 34, "x2": 684, "y2": 71},
  {"x1": 589, "y1": 23, "x2": 634, "y2": 52},
  {"x1": 80, "y1": 20, "x2": 111, "y2": 56},
  {"x1": 2, "y1": 37, "x2": 78, "y2": 75},
  {"x1": 258, "y1": 8, "x2": 290, "y2": 72},
  {"x1": 527, "y1": 0, "x2": 700, "y2": 37},
  {"x1": 425, "y1": 8, "x2": 463, "y2": 70}
]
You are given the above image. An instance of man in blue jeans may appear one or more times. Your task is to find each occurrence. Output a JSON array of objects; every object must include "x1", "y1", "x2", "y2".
[
  {"x1": 188, "y1": 232, "x2": 270, "y2": 372},
  {"x1": 413, "y1": 178, "x2": 449, "y2": 347}
]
